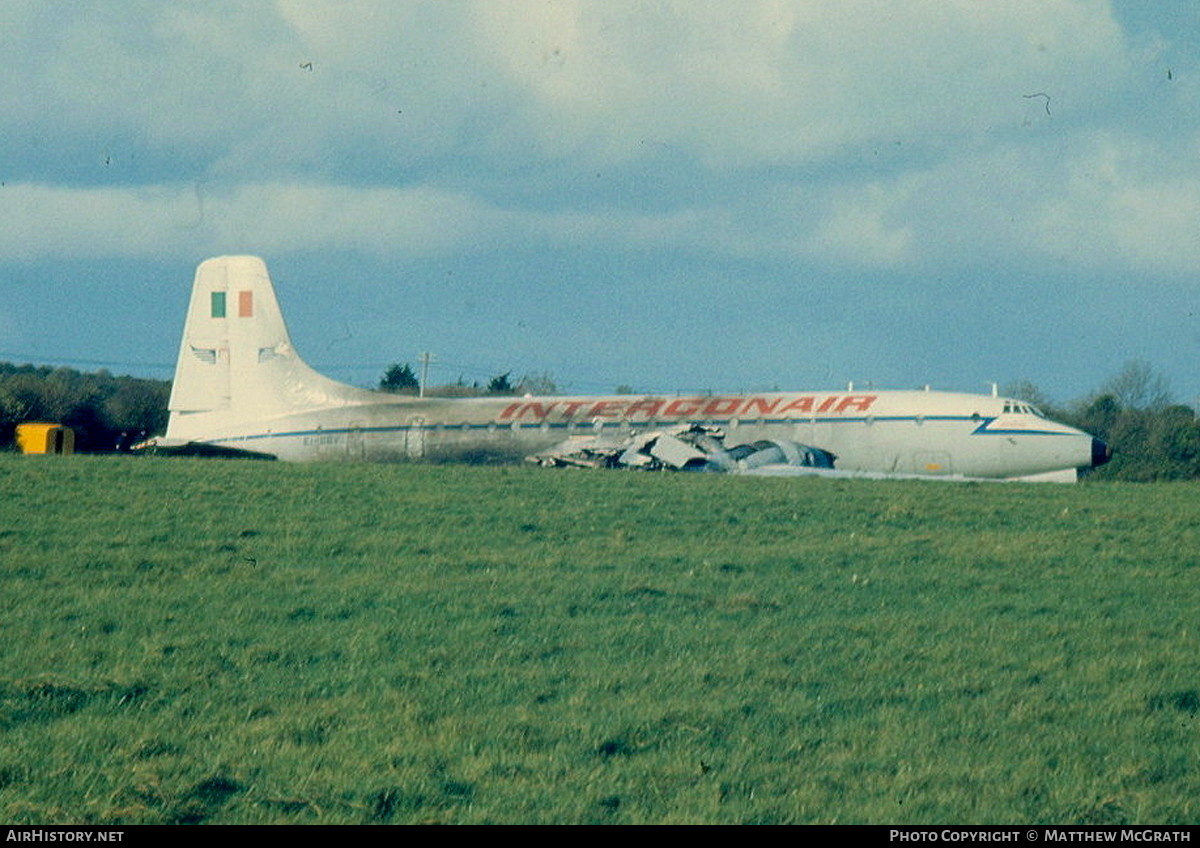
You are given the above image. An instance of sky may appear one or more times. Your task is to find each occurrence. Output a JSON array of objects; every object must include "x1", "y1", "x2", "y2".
[{"x1": 2, "y1": 1, "x2": 1199, "y2": 405}]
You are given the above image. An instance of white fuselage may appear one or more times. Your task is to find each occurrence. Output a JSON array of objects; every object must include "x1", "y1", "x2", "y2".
[{"x1": 168, "y1": 387, "x2": 1102, "y2": 478}]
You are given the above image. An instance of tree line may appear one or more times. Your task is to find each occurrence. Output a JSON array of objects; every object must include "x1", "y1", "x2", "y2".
[
  {"x1": 0, "y1": 363, "x2": 170, "y2": 453},
  {"x1": 378, "y1": 362, "x2": 558, "y2": 397},
  {"x1": 1006, "y1": 360, "x2": 1200, "y2": 482},
  {"x1": 2, "y1": 358, "x2": 1197, "y2": 481}
]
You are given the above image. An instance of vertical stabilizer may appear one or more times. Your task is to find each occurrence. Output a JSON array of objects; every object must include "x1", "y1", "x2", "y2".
[{"x1": 167, "y1": 256, "x2": 373, "y2": 440}]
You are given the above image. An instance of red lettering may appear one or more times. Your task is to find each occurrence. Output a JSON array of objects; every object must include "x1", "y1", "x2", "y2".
[
  {"x1": 777, "y1": 397, "x2": 815, "y2": 415},
  {"x1": 588, "y1": 400, "x2": 628, "y2": 418},
  {"x1": 558, "y1": 400, "x2": 590, "y2": 417},
  {"x1": 743, "y1": 397, "x2": 781, "y2": 416},
  {"x1": 663, "y1": 398, "x2": 704, "y2": 418},
  {"x1": 836, "y1": 395, "x2": 877, "y2": 413},
  {"x1": 503, "y1": 393, "x2": 877, "y2": 422},
  {"x1": 624, "y1": 399, "x2": 665, "y2": 418},
  {"x1": 515, "y1": 402, "x2": 557, "y2": 420},
  {"x1": 702, "y1": 398, "x2": 743, "y2": 417}
]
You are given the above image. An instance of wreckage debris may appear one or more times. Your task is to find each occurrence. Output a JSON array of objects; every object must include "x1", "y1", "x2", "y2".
[{"x1": 528, "y1": 424, "x2": 836, "y2": 473}]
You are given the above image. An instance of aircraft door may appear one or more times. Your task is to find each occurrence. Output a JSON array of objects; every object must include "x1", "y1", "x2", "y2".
[{"x1": 405, "y1": 416, "x2": 426, "y2": 458}]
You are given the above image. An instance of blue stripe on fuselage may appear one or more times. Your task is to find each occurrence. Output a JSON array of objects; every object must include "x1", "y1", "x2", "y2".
[{"x1": 199, "y1": 414, "x2": 1078, "y2": 447}]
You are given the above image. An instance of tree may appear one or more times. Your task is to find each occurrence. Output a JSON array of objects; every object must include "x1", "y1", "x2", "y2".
[
  {"x1": 1154, "y1": 409, "x2": 1200, "y2": 479},
  {"x1": 379, "y1": 363, "x2": 419, "y2": 394},
  {"x1": 1074, "y1": 393, "x2": 1122, "y2": 437},
  {"x1": 1101, "y1": 359, "x2": 1172, "y2": 411},
  {"x1": 1002, "y1": 380, "x2": 1053, "y2": 411},
  {"x1": 1057, "y1": 360, "x2": 1200, "y2": 480},
  {"x1": 487, "y1": 372, "x2": 514, "y2": 395},
  {"x1": 104, "y1": 378, "x2": 170, "y2": 435},
  {"x1": 0, "y1": 362, "x2": 172, "y2": 452}
]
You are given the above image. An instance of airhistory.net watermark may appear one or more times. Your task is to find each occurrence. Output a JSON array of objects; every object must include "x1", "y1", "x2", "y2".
[{"x1": 5, "y1": 832, "x2": 123, "y2": 842}]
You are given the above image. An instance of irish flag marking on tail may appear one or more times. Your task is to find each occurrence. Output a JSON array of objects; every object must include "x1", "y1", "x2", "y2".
[{"x1": 209, "y1": 291, "x2": 252, "y2": 318}]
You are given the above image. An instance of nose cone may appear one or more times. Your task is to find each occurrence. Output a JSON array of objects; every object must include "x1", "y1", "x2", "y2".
[{"x1": 1091, "y1": 438, "x2": 1112, "y2": 468}]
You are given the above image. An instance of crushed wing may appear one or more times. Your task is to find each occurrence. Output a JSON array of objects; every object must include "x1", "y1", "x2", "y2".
[{"x1": 528, "y1": 424, "x2": 836, "y2": 473}]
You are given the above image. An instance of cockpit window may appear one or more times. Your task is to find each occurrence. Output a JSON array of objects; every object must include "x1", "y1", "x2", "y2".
[{"x1": 1003, "y1": 400, "x2": 1044, "y2": 417}]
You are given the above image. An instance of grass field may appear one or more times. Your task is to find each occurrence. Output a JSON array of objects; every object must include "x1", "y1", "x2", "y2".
[{"x1": 1, "y1": 455, "x2": 1198, "y2": 824}]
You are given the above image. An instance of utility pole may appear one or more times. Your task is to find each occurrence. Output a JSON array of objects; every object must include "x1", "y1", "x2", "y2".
[{"x1": 419, "y1": 352, "x2": 433, "y2": 398}]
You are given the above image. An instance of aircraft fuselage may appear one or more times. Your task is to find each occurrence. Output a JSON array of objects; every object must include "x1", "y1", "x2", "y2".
[
  {"x1": 160, "y1": 257, "x2": 1108, "y2": 480},
  {"x1": 169, "y1": 387, "x2": 1104, "y2": 478}
]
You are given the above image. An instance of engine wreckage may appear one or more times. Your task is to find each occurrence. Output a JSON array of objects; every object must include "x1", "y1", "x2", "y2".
[{"x1": 527, "y1": 424, "x2": 836, "y2": 473}]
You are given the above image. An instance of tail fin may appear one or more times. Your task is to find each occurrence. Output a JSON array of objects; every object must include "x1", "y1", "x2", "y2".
[{"x1": 167, "y1": 256, "x2": 371, "y2": 439}]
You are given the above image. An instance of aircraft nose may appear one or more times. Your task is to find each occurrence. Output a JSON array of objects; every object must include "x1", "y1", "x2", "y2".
[{"x1": 1091, "y1": 438, "x2": 1112, "y2": 468}]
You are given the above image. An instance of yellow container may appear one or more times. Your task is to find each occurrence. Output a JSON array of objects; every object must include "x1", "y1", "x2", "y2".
[{"x1": 15, "y1": 423, "x2": 75, "y2": 455}]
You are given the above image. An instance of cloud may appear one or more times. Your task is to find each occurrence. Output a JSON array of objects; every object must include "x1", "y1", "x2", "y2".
[
  {"x1": 3, "y1": 1, "x2": 1135, "y2": 177},
  {"x1": 0, "y1": 184, "x2": 193, "y2": 262},
  {"x1": 7, "y1": 0, "x2": 1196, "y2": 280},
  {"x1": 803, "y1": 183, "x2": 915, "y2": 266},
  {"x1": 8, "y1": 126, "x2": 1200, "y2": 278},
  {"x1": 469, "y1": 0, "x2": 1132, "y2": 166},
  {"x1": 0, "y1": 177, "x2": 909, "y2": 267},
  {"x1": 0, "y1": 182, "x2": 515, "y2": 261},
  {"x1": 1027, "y1": 132, "x2": 1200, "y2": 274}
]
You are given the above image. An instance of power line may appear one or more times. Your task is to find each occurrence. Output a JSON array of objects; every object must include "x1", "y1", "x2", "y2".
[{"x1": 0, "y1": 352, "x2": 175, "y2": 371}]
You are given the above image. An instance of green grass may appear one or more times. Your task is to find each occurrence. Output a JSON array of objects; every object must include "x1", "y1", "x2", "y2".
[{"x1": 1, "y1": 456, "x2": 1198, "y2": 824}]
